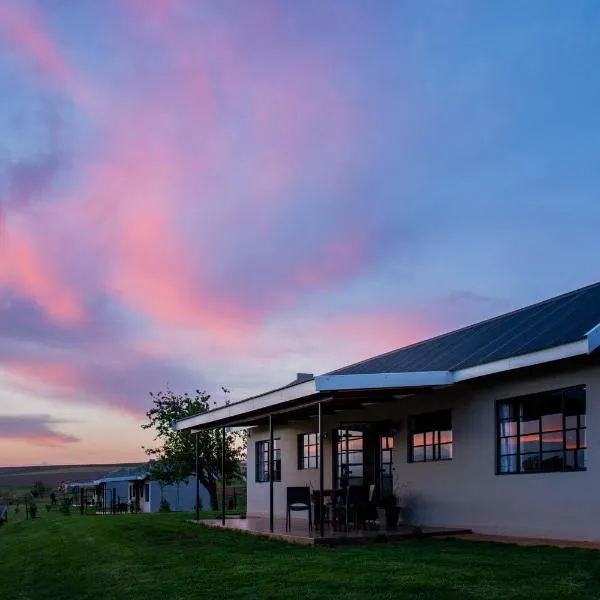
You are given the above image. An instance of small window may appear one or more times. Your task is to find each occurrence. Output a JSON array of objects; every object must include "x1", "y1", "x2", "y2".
[
  {"x1": 144, "y1": 483, "x2": 150, "y2": 502},
  {"x1": 255, "y1": 439, "x2": 281, "y2": 482},
  {"x1": 298, "y1": 433, "x2": 320, "y2": 469},
  {"x1": 409, "y1": 410, "x2": 453, "y2": 462},
  {"x1": 497, "y1": 386, "x2": 586, "y2": 474}
]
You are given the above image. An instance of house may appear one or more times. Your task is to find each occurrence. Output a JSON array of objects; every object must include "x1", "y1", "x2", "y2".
[
  {"x1": 175, "y1": 281, "x2": 600, "y2": 542},
  {"x1": 95, "y1": 465, "x2": 210, "y2": 513},
  {"x1": 94, "y1": 467, "x2": 140, "y2": 511}
]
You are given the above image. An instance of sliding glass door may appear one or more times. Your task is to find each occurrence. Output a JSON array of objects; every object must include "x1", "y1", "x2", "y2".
[{"x1": 335, "y1": 426, "x2": 395, "y2": 498}]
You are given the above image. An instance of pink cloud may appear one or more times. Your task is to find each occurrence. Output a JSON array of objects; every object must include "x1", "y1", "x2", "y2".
[
  {"x1": 0, "y1": 3, "x2": 97, "y2": 108},
  {"x1": 0, "y1": 225, "x2": 85, "y2": 324},
  {"x1": 0, "y1": 1, "x2": 394, "y2": 431},
  {"x1": 0, "y1": 3, "x2": 72, "y2": 84},
  {"x1": 0, "y1": 1, "x2": 366, "y2": 342}
]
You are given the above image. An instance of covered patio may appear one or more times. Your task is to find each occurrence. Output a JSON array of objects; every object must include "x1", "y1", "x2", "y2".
[{"x1": 175, "y1": 372, "x2": 461, "y2": 543}]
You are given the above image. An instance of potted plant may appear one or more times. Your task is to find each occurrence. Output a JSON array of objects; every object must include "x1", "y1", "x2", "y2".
[{"x1": 376, "y1": 492, "x2": 401, "y2": 530}]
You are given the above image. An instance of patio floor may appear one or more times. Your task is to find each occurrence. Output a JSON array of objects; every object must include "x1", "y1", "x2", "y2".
[{"x1": 192, "y1": 516, "x2": 472, "y2": 546}]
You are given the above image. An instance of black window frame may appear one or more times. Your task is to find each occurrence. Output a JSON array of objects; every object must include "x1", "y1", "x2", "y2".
[
  {"x1": 380, "y1": 433, "x2": 395, "y2": 496},
  {"x1": 297, "y1": 433, "x2": 319, "y2": 470},
  {"x1": 335, "y1": 427, "x2": 365, "y2": 487},
  {"x1": 408, "y1": 410, "x2": 453, "y2": 463},
  {"x1": 496, "y1": 385, "x2": 586, "y2": 475},
  {"x1": 255, "y1": 438, "x2": 281, "y2": 483}
]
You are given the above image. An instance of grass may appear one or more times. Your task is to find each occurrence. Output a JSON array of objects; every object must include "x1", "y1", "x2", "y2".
[{"x1": 1, "y1": 511, "x2": 600, "y2": 600}]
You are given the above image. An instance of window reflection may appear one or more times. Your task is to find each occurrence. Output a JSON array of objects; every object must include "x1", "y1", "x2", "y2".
[
  {"x1": 409, "y1": 410, "x2": 453, "y2": 463},
  {"x1": 497, "y1": 386, "x2": 586, "y2": 474}
]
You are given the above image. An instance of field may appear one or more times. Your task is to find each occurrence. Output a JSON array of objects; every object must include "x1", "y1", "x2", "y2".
[
  {"x1": 0, "y1": 464, "x2": 142, "y2": 495},
  {"x1": 1, "y1": 509, "x2": 600, "y2": 600}
]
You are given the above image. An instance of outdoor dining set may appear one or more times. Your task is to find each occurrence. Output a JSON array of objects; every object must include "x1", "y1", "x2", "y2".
[{"x1": 285, "y1": 484, "x2": 383, "y2": 533}]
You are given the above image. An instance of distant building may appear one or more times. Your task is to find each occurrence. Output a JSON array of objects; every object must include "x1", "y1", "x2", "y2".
[{"x1": 94, "y1": 465, "x2": 210, "y2": 513}]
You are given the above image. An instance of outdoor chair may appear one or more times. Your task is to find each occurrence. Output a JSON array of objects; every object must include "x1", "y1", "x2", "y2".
[{"x1": 286, "y1": 486, "x2": 312, "y2": 532}]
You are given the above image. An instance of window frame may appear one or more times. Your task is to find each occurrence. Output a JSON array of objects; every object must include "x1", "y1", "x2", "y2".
[
  {"x1": 297, "y1": 432, "x2": 320, "y2": 470},
  {"x1": 495, "y1": 385, "x2": 586, "y2": 475},
  {"x1": 335, "y1": 427, "x2": 365, "y2": 487},
  {"x1": 407, "y1": 409, "x2": 453, "y2": 463},
  {"x1": 255, "y1": 438, "x2": 281, "y2": 483}
]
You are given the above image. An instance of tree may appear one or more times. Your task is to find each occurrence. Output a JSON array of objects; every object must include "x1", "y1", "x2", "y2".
[
  {"x1": 141, "y1": 387, "x2": 245, "y2": 510},
  {"x1": 32, "y1": 480, "x2": 47, "y2": 498}
]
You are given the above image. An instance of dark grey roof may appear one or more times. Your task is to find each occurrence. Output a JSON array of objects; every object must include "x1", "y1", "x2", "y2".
[
  {"x1": 327, "y1": 282, "x2": 600, "y2": 376},
  {"x1": 99, "y1": 465, "x2": 147, "y2": 481}
]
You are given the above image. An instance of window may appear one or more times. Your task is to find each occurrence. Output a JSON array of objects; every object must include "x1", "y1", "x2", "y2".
[
  {"x1": 255, "y1": 439, "x2": 281, "y2": 483},
  {"x1": 380, "y1": 434, "x2": 394, "y2": 496},
  {"x1": 409, "y1": 410, "x2": 453, "y2": 462},
  {"x1": 298, "y1": 433, "x2": 319, "y2": 469},
  {"x1": 144, "y1": 483, "x2": 150, "y2": 502},
  {"x1": 497, "y1": 386, "x2": 586, "y2": 474}
]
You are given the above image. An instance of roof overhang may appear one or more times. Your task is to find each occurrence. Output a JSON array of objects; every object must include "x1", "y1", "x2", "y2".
[
  {"x1": 453, "y1": 339, "x2": 589, "y2": 382},
  {"x1": 174, "y1": 379, "x2": 319, "y2": 431},
  {"x1": 315, "y1": 371, "x2": 453, "y2": 391},
  {"x1": 174, "y1": 332, "x2": 599, "y2": 432},
  {"x1": 586, "y1": 322, "x2": 600, "y2": 353},
  {"x1": 94, "y1": 475, "x2": 147, "y2": 484}
]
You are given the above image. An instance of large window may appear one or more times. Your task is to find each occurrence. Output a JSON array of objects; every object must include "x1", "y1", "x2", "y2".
[
  {"x1": 497, "y1": 386, "x2": 586, "y2": 474},
  {"x1": 298, "y1": 433, "x2": 319, "y2": 470},
  {"x1": 409, "y1": 410, "x2": 453, "y2": 462},
  {"x1": 255, "y1": 439, "x2": 281, "y2": 483}
]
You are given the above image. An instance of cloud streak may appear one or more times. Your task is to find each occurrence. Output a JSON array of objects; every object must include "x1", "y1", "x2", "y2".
[{"x1": 0, "y1": 414, "x2": 79, "y2": 446}]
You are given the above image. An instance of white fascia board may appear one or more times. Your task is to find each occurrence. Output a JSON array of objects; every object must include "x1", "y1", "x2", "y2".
[
  {"x1": 174, "y1": 379, "x2": 317, "y2": 431},
  {"x1": 315, "y1": 371, "x2": 453, "y2": 391},
  {"x1": 586, "y1": 322, "x2": 600, "y2": 353},
  {"x1": 94, "y1": 475, "x2": 146, "y2": 484},
  {"x1": 453, "y1": 340, "x2": 588, "y2": 382}
]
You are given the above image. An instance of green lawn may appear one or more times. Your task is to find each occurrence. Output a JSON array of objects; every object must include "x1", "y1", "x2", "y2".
[{"x1": 1, "y1": 511, "x2": 600, "y2": 600}]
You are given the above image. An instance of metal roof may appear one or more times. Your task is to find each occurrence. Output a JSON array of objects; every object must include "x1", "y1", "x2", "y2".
[
  {"x1": 94, "y1": 466, "x2": 148, "y2": 484},
  {"x1": 327, "y1": 281, "x2": 600, "y2": 376}
]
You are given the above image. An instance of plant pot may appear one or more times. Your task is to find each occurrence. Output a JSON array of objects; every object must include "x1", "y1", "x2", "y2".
[{"x1": 376, "y1": 505, "x2": 402, "y2": 530}]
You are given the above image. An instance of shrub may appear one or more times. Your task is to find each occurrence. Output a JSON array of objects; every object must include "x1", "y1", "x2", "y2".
[
  {"x1": 29, "y1": 502, "x2": 38, "y2": 519},
  {"x1": 159, "y1": 498, "x2": 171, "y2": 512},
  {"x1": 59, "y1": 497, "x2": 71, "y2": 516},
  {"x1": 32, "y1": 480, "x2": 48, "y2": 498}
]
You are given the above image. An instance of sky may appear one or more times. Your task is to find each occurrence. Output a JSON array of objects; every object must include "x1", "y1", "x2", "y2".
[{"x1": 1, "y1": 0, "x2": 599, "y2": 467}]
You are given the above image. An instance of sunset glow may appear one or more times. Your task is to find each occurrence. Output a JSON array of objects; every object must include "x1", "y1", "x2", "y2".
[{"x1": 1, "y1": 1, "x2": 600, "y2": 465}]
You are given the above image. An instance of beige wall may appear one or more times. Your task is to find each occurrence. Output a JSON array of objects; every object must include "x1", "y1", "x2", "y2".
[{"x1": 247, "y1": 361, "x2": 600, "y2": 541}]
